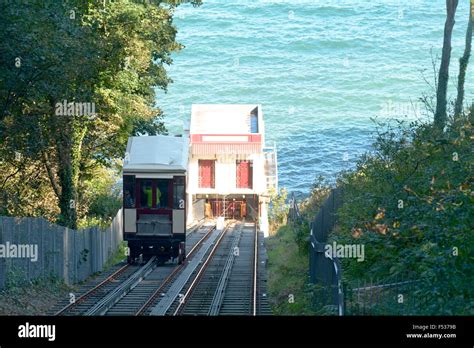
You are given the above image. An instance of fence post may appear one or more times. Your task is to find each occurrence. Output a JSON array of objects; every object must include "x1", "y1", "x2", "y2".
[
  {"x1": 97, "y1": 226, "x2": 103, "y2": 271},
  {"x1": 94, "y1": 227, "x2": 99, "y2": 273},
  {"x1": 0, "y1": 217, "x2": 5, "y2": 290},
  {"x1": 63, "y1": 227, "x2": 69, "y2": 285},
  {"x1": 334, "y1": 257, "x2": 344, "y2": 316}
]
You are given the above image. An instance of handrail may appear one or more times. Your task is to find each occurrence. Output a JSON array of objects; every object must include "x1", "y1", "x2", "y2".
[
  {"x1": 288, "y1": 193, "x2": 302, "y2": 224},
  {"x1": 307, "y1": 187, "x2": 345, "y2": 315},
  {"x1": 286, "y1": 189, "x2": 345, "y2": 315}
]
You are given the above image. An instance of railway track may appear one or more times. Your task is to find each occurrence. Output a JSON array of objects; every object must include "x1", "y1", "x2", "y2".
[
  {"x1": 53, "y1": 219, "x2": 271, "y2": 316},
  {"x1": 175, "y1": 222, "x2": 244, "y2": 315},
  {"x1": 53, "y1": 222, "x2": 216, "y2": 316},
  {"x1": 182, "y1": 221, "x2": 271, "y2": 315},
  {"x1": 148, "y1": 221, "x2": 231, "y2": 315},
  {"x1": 150, "y1": 221, "x2": 271, "y2": 316},
  {"x1": 53, "y1": 263, "x2": 138, "y2": 316},
  {"x1": 107, "y1": 223, "x2": 217, "y2": 316}
]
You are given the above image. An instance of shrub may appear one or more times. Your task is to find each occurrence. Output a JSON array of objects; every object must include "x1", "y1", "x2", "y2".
[
  {"x1": 77, "y1": 167, "x2": 121, "y2": 228},
  {"x1": 268, "y1": 187, "x2": 289, "y2": 234},
  {"x1": 333, "y1": 112, "x2": 473, "y2": 315}
]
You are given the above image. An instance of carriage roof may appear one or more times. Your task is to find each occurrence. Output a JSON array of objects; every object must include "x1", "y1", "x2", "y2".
[{"x1": 123, "y1": 135, "x2": 189, "y2": 173}]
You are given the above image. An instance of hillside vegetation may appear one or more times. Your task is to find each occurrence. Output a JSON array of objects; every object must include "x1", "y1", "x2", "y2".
[
  {"x1": 334, "y1": 112, "x2": 473, "y2": 315},
  {"x1": 267, "y1": 111, "x2": 473, "y2": 315}
]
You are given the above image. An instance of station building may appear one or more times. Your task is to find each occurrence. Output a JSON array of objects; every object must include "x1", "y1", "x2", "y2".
[{"x1": 186, "y1": 104, "x2": 277, "y2": 236}]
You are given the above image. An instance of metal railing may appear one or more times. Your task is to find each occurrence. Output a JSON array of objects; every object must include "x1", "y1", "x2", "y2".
[
  {"x1": 343, "y1": 276, "x2": 427, "y2": 315},
  {"x1": 288, "y1": 188, "x2": 344, "y2": 315},
  {"x1": 288, "y1": 193, "x2": 303, "y2": 224},
  {"x1": 308, "y1": 187, "x2": 344, "y2": 315},
  {"x1": 289, "y1": 188, "x2": 439, "y2": 316}
]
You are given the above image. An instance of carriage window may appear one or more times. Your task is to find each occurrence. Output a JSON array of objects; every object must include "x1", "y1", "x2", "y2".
[
  {"x1": 173, "y1": 176, "x2": 185, "y2": 209},
  {"x1": 123, "y1": 175, "x2": 136, "y2": 208},
  {"x1": 140, "y1": 180, "x2": 153, "y2": 208},
  {"x1": 155, "y1": 180, "x2": 170, "y2": 209}
]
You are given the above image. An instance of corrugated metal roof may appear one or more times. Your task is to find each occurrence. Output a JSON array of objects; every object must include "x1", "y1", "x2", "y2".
[{"x1": 123, "y1": 135, "x2": 188, "y2": 172}]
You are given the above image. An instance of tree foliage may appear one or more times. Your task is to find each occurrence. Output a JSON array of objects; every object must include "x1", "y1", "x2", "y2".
[
  {"x1": 0, "y1": 0, "x2": 200, "y2": 227},
  {"x1": 335, "y1": 112, "x2": 473, "y2": 314}
]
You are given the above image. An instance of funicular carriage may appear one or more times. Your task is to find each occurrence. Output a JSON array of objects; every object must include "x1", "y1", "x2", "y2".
[{"x1": 122, "y1": 135, "x2": 188, "y2": 264}]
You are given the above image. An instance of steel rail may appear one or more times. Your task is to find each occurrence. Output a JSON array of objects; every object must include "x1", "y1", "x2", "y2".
[
  {"x1": 83, "y1": 256, "x2": 157, "y2": 316},
  {"x1": 56, "y1": 223, "x2": 219, "y2": 317},
  {"x1": 208, "y1": 223, "x2": 244, "y2": 315},
  {"x1": 172, "y1": 223, "x2": 233, "y2": 316},
  {"x1": 252, "y1": 223, "x2": 258, "y2": 316},
  {"x1": 134, "y1": 224, "x2": 216, "y2": 316},
  {"x1": 54, "y1": 263, "x2": 131, "y2": 316}
]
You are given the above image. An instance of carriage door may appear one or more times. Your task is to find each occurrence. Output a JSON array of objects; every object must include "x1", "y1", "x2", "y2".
[
  {"x1": 236, "y1": 160, "x2": 253, "y2": 189},
  {"x1": 199, "y1": 160, "x2": 215, "y2": 188},
  {"x1": 172, "y1": 176, "x2": 185, "y2": 234}
]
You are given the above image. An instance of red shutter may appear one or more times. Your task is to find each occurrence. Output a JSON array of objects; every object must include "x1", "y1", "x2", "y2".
[
  {"x1": 199, "y1": 160, "x2": 215, "y2": 188},
  {"x1": 236, "y1": 160, "x2": 253, "y2": 189}
]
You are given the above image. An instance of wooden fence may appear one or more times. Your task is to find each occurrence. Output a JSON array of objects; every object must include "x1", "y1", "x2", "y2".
[{"x1": 0, "y1": 209, "x2": 123, "y2": 289}]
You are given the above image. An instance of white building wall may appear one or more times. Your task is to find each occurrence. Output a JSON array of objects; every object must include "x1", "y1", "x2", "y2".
[
  {"x1": 187, "y1": 153, "x2": 266, "y2": 196},
  {"x1": 259, "y1": 200, "x2": 269, "y2": 237},
  {"x1": 186, "y1": 104, "x2": 272, "y2": 231},
  {"x1": 186, "y1": 152, "x2": 267, "y2": 223}
]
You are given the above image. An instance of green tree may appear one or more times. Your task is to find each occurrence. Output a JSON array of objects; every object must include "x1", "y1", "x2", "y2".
[
  {"x1": 0, "y1": 0, "x2": 201, "y2": 227},
  {"x1": 454, "y1": 3, "x2": 473, "y2": 117},
  {"x1": 434, "y1": 0, "x2": 459, "y2": 130}
]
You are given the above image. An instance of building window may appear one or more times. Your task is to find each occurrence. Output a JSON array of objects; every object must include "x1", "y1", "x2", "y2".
[
  {"x1": 236, "y1": 160, "x2": 253, "y2": 189},
  {"x1": 123, "y1": 175, "x2": 136, "y2": 208},
  {"x1": 198, "y1": 160, "x2": 215, "y2": 188},
  {"x1": 250, "y1": 108, "x2": 259, "y2": 133}
]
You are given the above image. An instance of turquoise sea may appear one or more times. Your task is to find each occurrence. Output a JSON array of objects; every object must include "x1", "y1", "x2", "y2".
[{"x1": 157, "y1": 0, "x2": 474, "y2": 196}]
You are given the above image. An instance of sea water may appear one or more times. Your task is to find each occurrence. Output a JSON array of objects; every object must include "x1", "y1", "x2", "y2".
[{"x1": 156, "y1": 0, "x2": 473, "y2": 196}]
